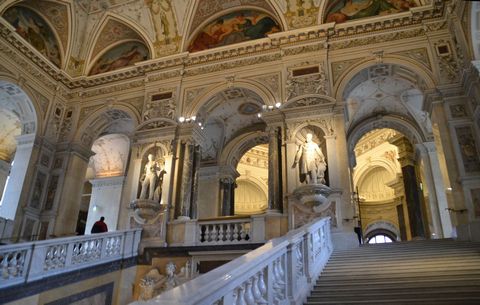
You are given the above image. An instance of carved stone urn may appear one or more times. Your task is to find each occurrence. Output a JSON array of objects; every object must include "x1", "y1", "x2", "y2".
[
  {"x1": 292, "y1": 184, "x2": 333, "y2": 207},
  {"x1": 130, "y1": 199, "x2": 163, "y2": 224}
]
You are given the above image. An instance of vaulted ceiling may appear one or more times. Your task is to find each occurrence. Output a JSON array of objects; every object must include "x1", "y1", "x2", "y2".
[{"x1": 0, "y1": 0, "x2": 427, "y2": 77}]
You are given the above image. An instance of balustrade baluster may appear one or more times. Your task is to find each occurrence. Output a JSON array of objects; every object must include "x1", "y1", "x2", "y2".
[
  {"x1": 252, "y1": 272, "x2": 267, "y2": 304},
  {"x1": 205, "y1": 225, "x2": 212, "y2": 243},
  {"x1": 236, "y1": 284, "x2": 247, "y2": 305},
  {"x1": 225, "y1": 225, "x2": 232, "y2": 242},
  {"x1": 218, "y1": 225, "x2": 225, "y2": 242},
  {"x1": 233, "y1": 224, "x2": 239, "y2": 241},
  {"x1": 244, "y1": 279, "x2": 255, "y2": 305},
  {"x1": 211, "y1": 225, "x2": 219, "y2": 242}
]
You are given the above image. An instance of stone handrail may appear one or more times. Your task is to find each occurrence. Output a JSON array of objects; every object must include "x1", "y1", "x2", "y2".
[
  {"x1": 132, "y1": 217, "x2": 332, "y2": 305},
  {"x1": 0, "y1": 228, "x2": 142, "y2": 288}
]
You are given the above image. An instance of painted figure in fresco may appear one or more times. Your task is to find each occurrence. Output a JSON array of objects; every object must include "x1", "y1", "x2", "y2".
[
  {"x1": 90, "y1": 44, "x2": 148, "y2": 75},
  {"x1": 3, "y1": 7, "x2": 61, "y2": 67},
  {"x1": 293, "y1": 133, "x2": 327, "y2": 185},
  {"x1": 188, "y1": 11, "x2": 280, "y2": 52},
  {"x1": 326, "y1": 0, "x2": 415, "y2": 24},
  {"x1": 145, "y1": 0, "x2": 177, "y2": 42}
]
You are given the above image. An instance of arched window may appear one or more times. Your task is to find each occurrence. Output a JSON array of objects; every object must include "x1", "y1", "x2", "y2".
[{"x1": 367, "y1": 234, "x2": 394, "y2": 244}]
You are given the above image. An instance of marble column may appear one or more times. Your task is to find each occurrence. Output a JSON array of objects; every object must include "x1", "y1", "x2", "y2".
[
  {"x1": 0, "y1": 159, "x2": 11, "y2": 202},
  {"x1": 220, "y1": 177, "x2": 236, "y2": 216},
  {"x1": 267, "y1": 126, "x2": 282, "y2": 212},
  {"x1": 391, "y1": 137, "x2": 427, "y2": 239},
  {"x1": 177, "y1": 141, "x2": 194, "y2": 219},
  {"x1": 85, "y1": 176, "x2": 125, "y2": 233},
  {"x1": 419, "y1": 142, "x2": 453, "y2": 238},
  {"x1": 0, "y1": 134, "x2": 36, "y2": 220}
]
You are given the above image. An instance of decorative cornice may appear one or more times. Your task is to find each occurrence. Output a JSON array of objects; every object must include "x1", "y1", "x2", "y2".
[{"x1": 0, "y1": 1, "x2": 447, "y2": 94}]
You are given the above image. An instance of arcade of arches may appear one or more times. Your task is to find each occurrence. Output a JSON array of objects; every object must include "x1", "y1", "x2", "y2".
[{"x1": 0, "y1": 0, "x2": 480, "y2": 304}]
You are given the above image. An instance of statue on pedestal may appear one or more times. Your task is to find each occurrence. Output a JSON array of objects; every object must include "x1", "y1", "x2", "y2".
[
  {"x1": 139, "y1": 153, "x2": 166, "y2": 202},
  {"x1": 293, "y1": 133, "x2": 327, "y2": 184}
]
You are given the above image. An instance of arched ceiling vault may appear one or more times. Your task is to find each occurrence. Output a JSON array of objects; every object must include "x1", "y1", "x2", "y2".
[{"x1": 0, "y1": 0, "x2": 432, "y2": 77}]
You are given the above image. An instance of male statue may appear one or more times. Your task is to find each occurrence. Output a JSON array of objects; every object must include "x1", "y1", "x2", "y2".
[
  {"x1": 292, "y1": 133, "x2": 327, "y2": 184},
  {"x1": 140, "y1": 154, "x2": 160, "y2": 200}
]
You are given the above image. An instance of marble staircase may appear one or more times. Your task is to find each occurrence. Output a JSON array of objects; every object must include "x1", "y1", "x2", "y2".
[{"x1": 306, "y1": 239, "x2": 480, "y2": 305}]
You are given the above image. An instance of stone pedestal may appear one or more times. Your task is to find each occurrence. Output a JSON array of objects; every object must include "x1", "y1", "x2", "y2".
[
  {"x1": 131, "y1": 198, "x2": 168, "y2": 247},
  {"x1": 289, "y1": 184, "x2": 340, "y2": 229}
]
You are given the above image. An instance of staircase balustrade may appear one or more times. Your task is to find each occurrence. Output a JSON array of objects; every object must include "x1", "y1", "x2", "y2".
[
  {"x1": 0, "y1": 228, "x2": 142, "y2": 288},
  {"x1": 131, "y1": 217, "x2": 332, "y2": 305}
]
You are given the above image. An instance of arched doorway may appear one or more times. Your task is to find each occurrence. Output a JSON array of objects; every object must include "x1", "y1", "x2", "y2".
[
  {"x1": 235, "y1": 144, "x2": 268, "y2": 215},
  {"x1": 344, "y1": 64, "x2": 450, "y2": 240},
  {"x1": 81, "y1": 133, "x2": 130, "y2": 234},
  {"x1": 0, "y1": 80, "x2": 38, "y2": 241},
  {"x1": 74, "y1": 108, "x2": 136, "y2": 234},
  {"x1": 194, "y1": 87, "x2": 269, "y2": 219}
]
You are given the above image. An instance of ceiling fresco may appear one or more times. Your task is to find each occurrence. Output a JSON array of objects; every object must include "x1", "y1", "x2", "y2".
[
  {"x1": 3, "y1": 5, "x2": 62, "y2": 67},
  {"x1": 188, "y1": 10, "x2": 281, "y2": 52},
  {"x1": 0, "y1": 0, "x2": 433, "y2": 77},
  {"x1": 325, "y1": 0, "x2": 419, "y2": 23}
]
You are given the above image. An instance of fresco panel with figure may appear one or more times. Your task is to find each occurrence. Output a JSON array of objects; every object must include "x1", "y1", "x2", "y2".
[
  {"x1": 325, "y1": 0, "x2": 418, "y2": 24},
  {"x1": 3, "y1": 6, "x2": 62, "y2": 67},
  {"x1": 89, "y1": 41, "x2": 149, "y2": 75},
  {"x1": 188, "y1": 10, "x2": 281, "y2": 52}
]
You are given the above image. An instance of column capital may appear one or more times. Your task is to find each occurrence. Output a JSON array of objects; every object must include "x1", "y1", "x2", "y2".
[
  {"x1": 177, "y1": 123, "x2": 205, "y2": 145},
  {"x1": 390, "y1": 136, "x2": 415, "y2": 167}
]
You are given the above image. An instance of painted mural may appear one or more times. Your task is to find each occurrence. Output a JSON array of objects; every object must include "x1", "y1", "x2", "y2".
[
  {"x1": 3, "y1": 6, "x2": 61, "y2": 67},
  {"x1": 325, "y1": 0, "x2": 417, "y2": 24},
  {"x1": 89, "y1": 41, "x2": 149, "y2": 75},
  {"x1": 188, "y1": 10, "x2": 281, "y2": 52}
]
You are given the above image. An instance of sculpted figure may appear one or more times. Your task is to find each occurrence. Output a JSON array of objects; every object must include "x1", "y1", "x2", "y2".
[
  {"x1": 140, "y1": 154, "x2": 162, "y2": 200},
  {"x1": 293, "y1": 133, "x2": 327, "y2": 184}
]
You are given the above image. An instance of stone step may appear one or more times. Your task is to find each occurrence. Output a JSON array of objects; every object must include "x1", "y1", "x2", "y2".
[
  {"x1": 314, "y1": 276, "x2": 480, "y2": 288},
  {"x1": 323, "y1": 260, "x2": 480, "y2": 271},
  {"x1": 306, "y1": 240, "x2": 480, "y2": 305},
  {"x1": 305, "y1": 296, "x2": 480, "y2": 305},
  {"x1": 320, "y1": 266, "x2": 480, "y2": 276},
  {"x1": 310, "y1": 285, "x2": 480, "y2": 297}
]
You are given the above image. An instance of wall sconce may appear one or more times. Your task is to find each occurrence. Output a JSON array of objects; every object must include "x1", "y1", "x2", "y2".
[
  {"x1": 92, "y1": 204, "x2": 98, "y2": 212},
  {"x1": 445, "y1": 207, "x2": 467, "y2": 214}
]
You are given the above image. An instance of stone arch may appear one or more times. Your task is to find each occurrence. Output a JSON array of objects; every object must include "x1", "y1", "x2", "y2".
[
  {"x1": 84, "y1": 13, "x2": 153, "y2": 75},
  {"x1": 347, "y1": 115, "x2": 426, "y2": 168},
  {"x1": 353, "y1": 158, "x2": 398, "y2": 187},
  {"x1": 333, "y1": 57, "x2": 437, "y2": 103},
  {"x1": 288, "y1": 120, "x2": 333, "y2": 142},
  {"x1": 185, "y1": 80, "x2": 276, "y2": 117},
  {"x1": 219, "y1": 131, "x2": 269, "y2": 169},
  {"x1": 74, "y1": 104, "x2": 140, "y2": 148},
  {"x1": 364, "y1": 220, "x2": 400, "y2": 241},
  {"x1": 470, "y1": 1, "x2": 480, "y2": 60},
  {"x1": 0, "y1": 76, "x2": 40, "y2": 136}
]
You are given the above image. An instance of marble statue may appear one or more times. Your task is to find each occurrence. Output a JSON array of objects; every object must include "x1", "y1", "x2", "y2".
[
  {"x1": 293, "y1": 133, "x2": 327, "y2": 184},
  {"x1": 139, "y1": 154, "x2": 166, "y2": 201}
]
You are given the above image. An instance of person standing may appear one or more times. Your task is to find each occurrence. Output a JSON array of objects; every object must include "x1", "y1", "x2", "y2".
[{"x1": 91, "y1": 216, "x2": 108, "y2": 234}]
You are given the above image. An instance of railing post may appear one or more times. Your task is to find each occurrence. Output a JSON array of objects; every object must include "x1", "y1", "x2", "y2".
[
  {"x1": 183, "y1": 220, "x2": 197, "y2": 246},
  {"x1": 250, "y1": 215, "x2": 266, "y2": 243}
]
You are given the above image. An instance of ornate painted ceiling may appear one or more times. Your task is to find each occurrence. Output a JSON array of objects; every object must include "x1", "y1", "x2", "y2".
[{"x1": 0, "y1": 0, "x2": 429, "y2": 77}]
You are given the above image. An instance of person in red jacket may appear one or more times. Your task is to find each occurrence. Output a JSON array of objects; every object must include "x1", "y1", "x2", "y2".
[{"x1": 91, "y1": 216, "x2": 108, "y2": 234}]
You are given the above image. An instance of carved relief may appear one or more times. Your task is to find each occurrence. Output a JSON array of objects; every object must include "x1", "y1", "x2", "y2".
[
  {"x1": 392, "y1": 48, "x2": 431, "y2": 69},
  {"x1": 331, "y1": 59, "x2": 359, "y2": 84},
  {"x1": 144, "y1": 91, "x2": 176, "y2": 121},
  {"x1": 286, "y1": 64, "x2": 329, "y2": 100},
  {"x1": 252, "y1": 73, "x2": 280, "y2": 98},
  {"x1": 455, "y1": 126, "x2": 480, "y2": 173}
]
